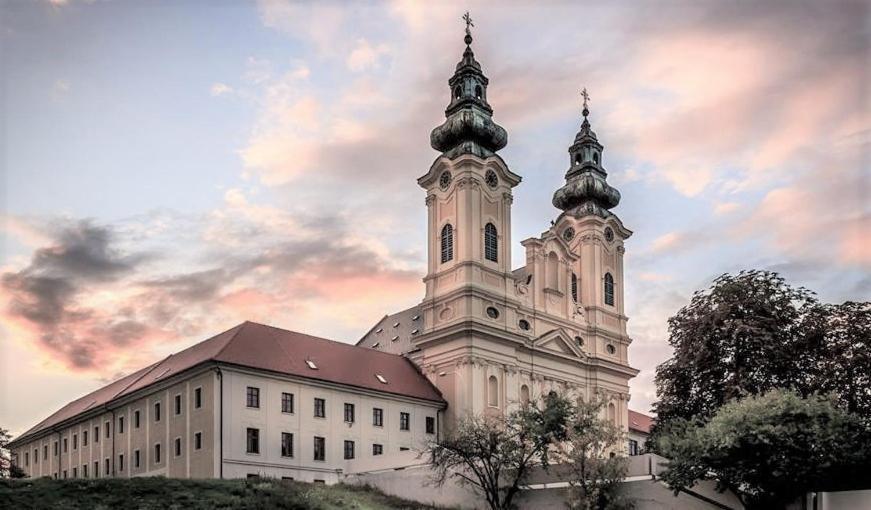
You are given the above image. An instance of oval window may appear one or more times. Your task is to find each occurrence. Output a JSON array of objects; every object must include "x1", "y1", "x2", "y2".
[{"x1": 486, "y1": 306, "x2": 500, "y2": 319}]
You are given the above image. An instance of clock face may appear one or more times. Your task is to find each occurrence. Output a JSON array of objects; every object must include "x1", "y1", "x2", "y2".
[
  {"x1": 485, "y1": 169, "x2": 498, "y2": 189},
  {"x1": 563, "y1": 227, "x2": 575, "y2": 241},
  {"x1": 439, "y1": 171, "x2": 452, "y2": 190},
  {"x1": 604, "y1": 227, "x2": 614, "y2": 242}
]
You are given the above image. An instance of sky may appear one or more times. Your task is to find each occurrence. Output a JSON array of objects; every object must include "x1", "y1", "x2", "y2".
[{"x1": 1, "y1": 0, "x2": 868, "y2": 437}]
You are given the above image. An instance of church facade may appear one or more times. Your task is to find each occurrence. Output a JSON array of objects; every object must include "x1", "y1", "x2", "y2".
[
  {"x1": 358, "y1": 25, "x2": 638, "y2": 427},
  {"x1": 9, "y1": 23, "x2": 637, "y2": 483}
]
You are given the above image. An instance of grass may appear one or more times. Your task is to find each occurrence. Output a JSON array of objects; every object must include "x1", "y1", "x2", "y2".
[{"x1": 0, "y1": 476, "x2": 452, "y2": 510}]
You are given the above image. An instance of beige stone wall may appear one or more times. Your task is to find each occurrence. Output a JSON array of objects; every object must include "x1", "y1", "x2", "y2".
[{"x1": 12, "y1": 368, "x2": 217, "y2": 480}]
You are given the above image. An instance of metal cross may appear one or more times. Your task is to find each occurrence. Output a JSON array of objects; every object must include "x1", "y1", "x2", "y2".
[
  {"x1": 581, "y1": 87, "x2": 590, "y2": 110},
  {"x1": 462, "y1": 11, "x2": 474, "y2": 35}
]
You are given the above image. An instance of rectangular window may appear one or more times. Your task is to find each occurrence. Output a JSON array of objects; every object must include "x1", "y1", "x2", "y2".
[
  {"x1": 119, "y1": 453, "x2": 125, "y2": 472},
  {"x1": 400, "y1": 447, "x2": 410, "y2": 451},
  {"x1": 44, "y1": 445, "x2": 48, "y2": 460},
  {"x1": 313, "y1": 436, "x2": 325, "y2": 461},
  {"x1": 119, "y1": 416, "x2": 125, "y2": 434},
  {"x1": 104, "y1": 458, "x2": 109, "y2": 476},
  {"x1": 134, "y1": 410, "x2": 140, "y2": 429},
  {"x1": 105, "y1": 421, "x2": 110, "y2": 438},
  {"x1": 281, "y1": 432, "x2": 293, "y2": 458},
  {"x1": 194, "y1": 432, "x2": 202, "y2": 450},
  {"x1": 134, "y1": 450, "x2": 140, "y2": 469},
  {"x1": 344, "y1": 403, "x2": 355, "y2": 423},
  {"x1": 73, "y1": 433, "x2": 78, "y2": 450},
  {"x1": 628, "y1": 439, "x2": 639, "y2": 456},
  {"x1": 372, "y1": 444, "x2": 383, "y2": 456},
  {"x1": 246, "y1": 428, "x2": 260, "y2": 454},
  {"x1": 194, "y1": 387, "x2": 202, "y2": 409},
  {"x1": 174, "y1": 438, "x2": 181, "y2": 457},
  {"x1": 372, "y1": 408, "x2": 383, "y2": 427},
  {"x1": 33, "y1": 449, "x2": 37, "y2": 464},
  {"x1": 83, "y1": 430, "x2": 88, "y2": 447},
  {"x1": 400, "y1": 412, "x2": 410, "y2": 431},
  {"x1": 246, "y1": 387, "x2": 260, "y2": 408},
  {"x1": 314, "y1": 398, "x2": 326, "y2": 418},
  {"x1": 426, "y1": 416, "x2": 435, "y2": 434},
  {"x1": 281, "y1": 392, "x2": 294, "y2": 414},
  {"x1": 174, "y1": 394, "x2": 182, "y2": 416},
  {"x1": 154, "y1": 402, "x2": 161, "y2": 422},
  {"x1": 154, "y1": 443, "x2": 161, "y2": 464},
  {"x1": 63, "y1": 438, "x2": 68, "y2": 453},
  {"x1": 82, "y1": 464, "x2": 87, "y2": 478},
  {"x1": 63, "y1": 470, "x2": 67, "y2": 479},
  {"x1": 94, "y1": 461, "x2": 99, "y2": 478},
  {"x1": 343, "y1": 440, "x2": 355, "y2": 460},
  {"x1": 54, "y1": 441, "x2": 58, "y2": 456},
  {"x1": 94, "y1": 426, "x2": 100, "y2": 443},
  {"x1": 24, "y1": 452, "x2": 28, "y2": 467},
  {"x1": 73, "y1": 467, "x2": 77, "y2": 478}
]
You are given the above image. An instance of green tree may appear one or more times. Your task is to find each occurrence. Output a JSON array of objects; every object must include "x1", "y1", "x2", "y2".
[
  {"x1": 427, "y1": 395, "x2": 570, "y2": 510},
  {"x1": 653, "y1": 271, "x2": 819, "y2": 429},
  {"x1": 802, "y1": 301, "x2": 871, "y2": 418},
  {"x1": 558, "y1": 398, "x2": 633, "y2": 510},
  {"x1": 0, "y1": 428, "x2": 23, "y2": 479},
  {"x1": 656, "y1": 390, "x2": 871, "y2": 510}
]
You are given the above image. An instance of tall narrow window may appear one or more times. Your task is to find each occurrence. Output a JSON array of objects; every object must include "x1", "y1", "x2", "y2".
[
  {"x1": 314, "y1": 398, "x2": 326, "y2": 418},
  {"x1": 608, "y1": 402, "x2": 617, "y2": 425},
  {"x1": 281, "y1": 432, "x2": 293, "y2": 458},
  {"x1": 546, "y1": 252, "x2": 559, "y2": 289},
  {"x1": 426, "y1": 416, "x2": 435, "y2": 435},
  {"x1": 246, "y1": 428, "x2": 260, "y2": 454},
  {"x1": 488, "y1": 375, "x2": 499, "y2": 407},
  {"x1": 281, "y1": 392, "x2": 294, "y2": 414},
  {"x1": 154, "y1": 443, "x2": 161, "y2": 464},
  {"x1": 174, "y1": 394, "x2": 182, "y2": 416},
  {"x1": 440, "y1": 224, "x2": 454, "y2": 263},
  {"x1": 399, "y1": 412, "x2": 410, "y2": 431},
  {"x1": 134, "y1": 410, "x2": 140, "y2": 428},
  {"x1": 154, "y1": 402, "x2": 161, "y2": 422},
  {"x1": 344, "y1": 403, "x2": 355, "y2": 423},
  {"x1": 520, "y1": 385, "x2": 530, "y2": 406},
  {"x1": 571, "y1": 273, "x2": 578, "y2": 302},
  {"x1": 373, "y1": 408, "x2": 383, "y2": 427},
  {"x1": 484, "y1": 223, "x2": 498, "y2": 262},
  {"x1": 194, "y1": 432, "x2": 202, "y2": 450},
  {"x1": 604, "y1": 273, "x2": 615, "y2": 306},
  {"x1": 313, "y1": 437, "x2": 326, "y2": 461},
  {"x1": 343, "y1": 440, "x2": 355, "y2": 460},
  {"x1": 194, "y1": 387, "x2": 202, "y2": 409}
]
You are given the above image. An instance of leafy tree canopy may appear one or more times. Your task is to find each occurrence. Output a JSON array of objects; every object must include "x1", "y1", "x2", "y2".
[{"x1": 656, "y1": 390, "x2": 871, "y2": 510}]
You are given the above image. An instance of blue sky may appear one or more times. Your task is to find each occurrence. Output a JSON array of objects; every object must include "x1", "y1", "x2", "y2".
[{"x1": 1, "y1": 0, "x2": 868, "y2": 436}]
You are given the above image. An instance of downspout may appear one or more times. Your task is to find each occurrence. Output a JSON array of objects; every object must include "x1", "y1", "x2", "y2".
[
  {"x1": 111, "y1": 409, "x2": 116, "y2": 476},
  {"x1": 216, "y1": 366, "x2": 223, "y2": 479}
]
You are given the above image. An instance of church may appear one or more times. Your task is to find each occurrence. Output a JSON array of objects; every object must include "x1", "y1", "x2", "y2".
[{"x1": 9, "y1": 19, "x2": 638, "y2": 485}]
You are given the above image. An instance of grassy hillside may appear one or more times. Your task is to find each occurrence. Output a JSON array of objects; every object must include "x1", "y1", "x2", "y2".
[{"x1": 0, "y1": 477, "x2": 450, "y2": 510}]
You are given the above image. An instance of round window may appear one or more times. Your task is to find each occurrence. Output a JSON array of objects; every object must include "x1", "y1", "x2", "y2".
[
  {"x1": 563, "y1": 227, "x2": 575, "y2": 241},
  {"x1": 485, "y1": 169, "x2": 498, "y2": 189},
  {"x1": 439, "y1": 171, "x2": 452, "y2": 190},
  {"x1": 518, "y1": 319, "x2": 530, "y2": 331},
  {"x1": 604, "y1": 227, "x2": 614, "y2": 242},
  {"x1": 486, "y1": 306, "x2": 500, "y2": 319},
  {"x1": 607, "y1": 344, "x2": 616, "y2": 355}
]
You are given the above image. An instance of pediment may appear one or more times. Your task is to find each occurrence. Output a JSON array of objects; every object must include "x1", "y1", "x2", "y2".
[{"x1": 536, "y1": 329, "x2": 585, "y2": 359}]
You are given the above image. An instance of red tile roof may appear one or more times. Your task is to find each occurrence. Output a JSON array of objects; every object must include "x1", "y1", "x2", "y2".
[
  {"x1": 628, "y1": 409, "x2": 654, "y2": 434},
  {"x1": 12, "y1": 322, "x2": 445, "y2": 446}
]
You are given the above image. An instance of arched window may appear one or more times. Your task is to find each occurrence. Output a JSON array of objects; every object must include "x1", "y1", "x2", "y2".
[
  {"x1": 474, "y1": 85, "x2": 482, "y2": 99},
  {"x1": 608, "y1": 402, "x2": 617, "y2": 425},
  {"x1": 593, "y1": 152, "x2": 600, "y2": 165},
  {"x1": 441, "y1": 224, "x2": 454, "y2": 264},
  {"x1": 604, "y1": 272, "x2": 614, "y2": 306},
  {"x1": 547, "y1": 252, "x2": 559, "y2": 289},
  {"x1": 488, "y1": 375, "x2": 499, "y2": 407},
  {"x1": 520, "y1": 385, "x2": 530, "y2": 406},
  {"x1": 484, "y1": 223, "x2": 498, "y2": 262},
  {"x1": 574, "y1": 153, "x2": 582, "y2": 164},
  {"x1": 454, "y1": 86, "x2": 462, "y2": 99},
  {"x1": 571, "y1": 273, "x2": 578, "y2": 302}
]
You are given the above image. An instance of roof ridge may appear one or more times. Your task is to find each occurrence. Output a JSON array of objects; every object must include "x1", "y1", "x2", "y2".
[{"x1": 211, "y1": 321, "x2": 250, "y2": 361}]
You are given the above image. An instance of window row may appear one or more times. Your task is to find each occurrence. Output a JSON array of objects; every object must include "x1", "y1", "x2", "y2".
[
  {"x1": 244, "y1": 428, "x2": 413, "y2": 461},
  {"x1": 244, "y1": 387, "x2": 435, "y2": 433},
  {"x1": 439, "y1": 222, "x2": 499, "y2": 264}
]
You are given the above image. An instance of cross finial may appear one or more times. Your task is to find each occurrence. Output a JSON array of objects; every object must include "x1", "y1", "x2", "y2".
[
  {"x1": 462, "y1": 11, "x2": 474, "y2": 36},
  {"x1": 581, "y1": 87, "x2": 591, "y2": 112}
]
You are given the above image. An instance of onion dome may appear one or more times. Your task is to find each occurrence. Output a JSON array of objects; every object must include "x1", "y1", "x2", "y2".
[
  {"x1": 552, "y1": 89, "x2": 621, "y2": 218},
  {"x1": 430, "y1": 13, "x2": 507, "y2": 159}
]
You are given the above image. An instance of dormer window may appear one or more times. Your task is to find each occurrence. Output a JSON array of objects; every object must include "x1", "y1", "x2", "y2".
[
  {"x1": 375, "y1": 374, "x2": 388, "y2": 384},
  {"x1": 375, "y1": 327, "x2": 383, "y2": 334},
  {"x1": 393, "y1": 322, "x2": 400, "y2": 328},
  {"x1": 372, "y1": 342, "x2": 380, "y2": 348},
  {"x1": 305, "y1": 360, "x2": 318, "y2": 370},
  {"x1": 411, "y1": 329, "x2": 419, "y2": 335},
  {"x1": 411, "y1": 315, "x2": 420, "y2": 321},
  {"x1": 391, "y1": 335, "x2": 399, "y2": 342}
]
